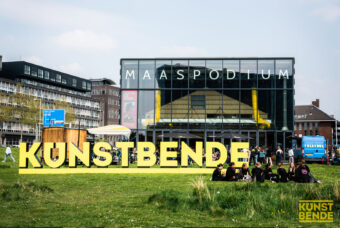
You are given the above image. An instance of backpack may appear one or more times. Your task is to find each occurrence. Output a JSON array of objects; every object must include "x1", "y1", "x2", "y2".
[{"x1": 301, "y1": 168, "x2": 308, "y2": 175}]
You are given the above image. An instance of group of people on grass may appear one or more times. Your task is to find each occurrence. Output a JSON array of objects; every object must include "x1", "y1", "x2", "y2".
[{"x1": 212, "y1": 159, "x2": 321, "y2": 183}]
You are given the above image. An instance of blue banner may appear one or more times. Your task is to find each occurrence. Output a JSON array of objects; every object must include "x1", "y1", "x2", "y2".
[{"x1": 43, "y1": 110, "x2": 65, "y2": 127}]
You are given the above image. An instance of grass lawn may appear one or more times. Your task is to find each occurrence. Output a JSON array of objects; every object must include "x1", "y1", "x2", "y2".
[{"x1": 0, "y1": 148, "x2": 339, "y2": 227}]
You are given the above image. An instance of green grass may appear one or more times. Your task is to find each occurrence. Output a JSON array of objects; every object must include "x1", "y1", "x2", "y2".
[{"x1": 0, "y1": 147, "x2": 339, "y2": 227}]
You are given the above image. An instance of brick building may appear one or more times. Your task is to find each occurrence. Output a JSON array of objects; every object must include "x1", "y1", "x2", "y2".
[
  {"x1": 90, "y1": 78, "x2": 120, "y2": 144},
  {"x1": 294, "y1": 99, "x2": 337, "y2": 151}
]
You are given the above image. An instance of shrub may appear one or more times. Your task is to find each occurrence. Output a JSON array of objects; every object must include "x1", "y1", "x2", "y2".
[{"x1": 0, "y1": 182, "x2": 53, "y2": 201}]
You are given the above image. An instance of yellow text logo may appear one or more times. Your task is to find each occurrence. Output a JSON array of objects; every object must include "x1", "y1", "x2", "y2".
[{"x1": 298, "y1": 200, "x2": 333, "y2": 223}]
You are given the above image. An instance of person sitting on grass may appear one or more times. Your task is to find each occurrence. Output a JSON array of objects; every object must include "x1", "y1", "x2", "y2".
[
  {"x1": 277, "y1": 162, "x2": 288, "y2": 182},
  {"x1": 288, "y1": 162, "x2": 295, "y2": 181},
  {"x1": 212, "y1": 163, "x2": 225, "y2": 181},
  {"x1": 295, "y1": 161, "x2": 321, "y2": 183},
  {"x1": 225, "y1": 162, "x2": 237, "y2": 181},
  {"x1": 237, "y1": 163, "x2": 251, "y2": 180},
  {"x1": 263, "y1": 164, "x2": 279, "y2": 182},
  {"x1": 251, "y1": 162, "x2": 264, "y2": 182}
]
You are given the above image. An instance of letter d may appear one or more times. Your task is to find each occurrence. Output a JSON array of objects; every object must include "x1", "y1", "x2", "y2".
[{"x1": 205, "y1": 142, "x2": 227, "y2": 167}]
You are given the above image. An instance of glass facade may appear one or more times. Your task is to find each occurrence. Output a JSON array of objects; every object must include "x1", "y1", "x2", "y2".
[{"x1": 121, "y1": 58, "x2": 294, "y2": 155}]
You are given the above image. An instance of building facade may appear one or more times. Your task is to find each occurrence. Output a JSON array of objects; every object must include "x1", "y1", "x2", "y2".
[
  {"x1": 120, "y1": 58, "x2": 295, "y2": 156},
  {"x1": 91, "y1": 78, "x2": 120, "y2": 125},
  {"x1": 294, "y1": 99, "x2": 337, "y2": 151},
  {"x1": 0, "y1": 61, "x2": 102, "y2": 146}
]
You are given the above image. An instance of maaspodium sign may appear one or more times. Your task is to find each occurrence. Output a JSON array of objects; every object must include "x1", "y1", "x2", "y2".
[{"x1": 18, "y1": 141, "x2": 249, "y2": 174}]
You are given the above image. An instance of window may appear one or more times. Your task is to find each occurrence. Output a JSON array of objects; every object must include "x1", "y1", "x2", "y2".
[
  {"x1": 24, "y1": 65, "x2": 30, "y2": 75},
  {"x1": 72, "y1": 79, "x2": 77, "y2": 87},
  {"x1": 191, "y1": 95, "x2": 205, "y2": 109},
  {"x1": 87, "y1": 82, "x2": 91, "y2": 90},
  {"x1": 50, "y1": 76, "x2": 55, "y2": 82},
  {"x1": 299, "y1": 123, "x2": 302, "y2": 130},
  {"x1": 38, "y1": 69, "x2": 43, "y2": 78},
  {"x1": 102, "y1": 89, "x2": 106, "y2": 95},
  {"x1": 31, "y1": 69, "x2": 37, "y2": 77},
  {"x1": 315, "y1": 122, "x2": 319, "y2": 135},
  {"x1": 44, "y1": 71, "x2": 49, "y2": 79},
  {"x1": 56, "y1": 74, "x2": 61, "y2": 82},
  {"x1": 62, "y1": 78, "x2": 67, "y2": 84},
  {"x1": 304, "y1": 122, "x2": 307, "y2": 135},
  {"x1": 309, "y1": 122, "x2": 313, "y2": 135},
  {"x1": 82, "y1": 81, "x2": 86, "y2": 89}
]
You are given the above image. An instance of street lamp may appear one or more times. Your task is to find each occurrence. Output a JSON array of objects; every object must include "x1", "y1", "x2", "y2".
[{"x1": 34, "y1": 98, "x2": 42, "y2": 142}]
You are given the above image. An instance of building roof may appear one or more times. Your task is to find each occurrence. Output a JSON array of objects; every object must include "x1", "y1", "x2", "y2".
[
  {"x1": 295, "y1": 105, "x2": 335, "y2": 122},
  {"x1": 0, "y1": 61, "x2": 92, "y2": 92},
  {"x1": 90, "y1": 78, "x2": 116, "y2": 85}
]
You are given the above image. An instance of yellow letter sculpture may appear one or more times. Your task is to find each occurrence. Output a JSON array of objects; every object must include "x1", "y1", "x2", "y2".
[
  {"x1": 137, "y1": 142, "x2": 156, "y2": 167},
  {"x1": 181, "y1": 141, "x2": 203, "y2": 167},
  {"x1": 43, "y1": 142, "x2": 66, "y2": 168},
  {"x1": 160, "y1": 141, "x2": 178, "y2": 167},
  {"x1": 69, "y1": 142, "x2": 90, "y2": 168},
  {"x1": 116, "y1": 142, "x2": 134, "y2": 167},
  {"x1": 19, "y1": 142, "x2": 42, "y2": 168},
  {"x1": 93, "y1": 142, "x2": 112, "y2": 167},
  {"x1": 205, "y1": 142, "x2": 228, "y2": 167}
]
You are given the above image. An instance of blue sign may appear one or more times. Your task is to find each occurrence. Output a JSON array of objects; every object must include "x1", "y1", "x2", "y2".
[{"x1": 43, "y1": 110, "x2": 65, "y2": 127}]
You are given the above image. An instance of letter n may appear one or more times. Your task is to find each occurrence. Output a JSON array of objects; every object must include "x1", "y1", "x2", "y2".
[{"x1": 69, "y1": 142, "x2": 90, "y2": 167}]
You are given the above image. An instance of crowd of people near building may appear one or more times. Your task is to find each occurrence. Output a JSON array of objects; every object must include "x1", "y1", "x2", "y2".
[
  {"x1": 248, "y1": 145, "x2": 290, "y2": 166},
  {"x1": 212, "y1": 159, "x2": 322, "y2": 183}
]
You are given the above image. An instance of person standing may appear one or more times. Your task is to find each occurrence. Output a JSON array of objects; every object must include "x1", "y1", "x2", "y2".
[
  {"x1": 288, "y1": 147, "x2": 294, "y2": 164},
  {"x1": 258, "y1": 147, "x2": 265, "y2": 164},
  {"x1": 276, "y1": 146, "x2": 283, "y2": 165},
  {"x1": 250, "y1": 147, "x2": 256, "y2": 165},
  {"x1": 254, "y1": 146, "x2": 259, "y2": 164},
  {"x1": 2, "y1": 146, "x2": 15, "y2": 162},
  {"x1": 265, "y1": 146, "x2": 272, "y2": 166}
]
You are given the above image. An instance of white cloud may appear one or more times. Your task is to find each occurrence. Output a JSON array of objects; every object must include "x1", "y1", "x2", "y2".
[
  {"x1": 54, "y1": 29, "x2": 116, "y2": 51},
  {"x1": 0, "y1": 0, "x2": 132, "y2": 31},
  {"x1": 312, "y1": 5, "x2": 340, "y2": 22},
  {"x1": 57, "y1": 62, "x2": 84, "y2": 76},
  {"x1": 160, "y1": 45, "x2": 206, "y2": 57},
  {"x1": 22, "y1": 56, "x2": 44, "y2": 65}
]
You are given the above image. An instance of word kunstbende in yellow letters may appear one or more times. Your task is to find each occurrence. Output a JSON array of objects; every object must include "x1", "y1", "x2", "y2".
[{"x1": 19, "y1": 141, "x2": 230, "y2": 168}]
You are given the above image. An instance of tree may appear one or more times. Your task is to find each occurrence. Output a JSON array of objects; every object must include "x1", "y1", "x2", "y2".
[
  {"x1": 0, "y1": 91, "x2": 15, "y2": 145},
  {"x1": 6, "y1": 84, "x2": 40, "y2": 143},
  {"x1": 52, "y1": 99, "x2": 76, "y2": 127}
]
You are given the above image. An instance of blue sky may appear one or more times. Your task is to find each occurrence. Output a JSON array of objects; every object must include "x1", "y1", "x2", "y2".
[{"x1": 0, "y1": 0, "x2": 340, "y2": 118}]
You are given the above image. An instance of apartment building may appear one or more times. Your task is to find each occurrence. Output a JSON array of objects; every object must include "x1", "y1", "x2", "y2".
[{"x1": 0, "y1": 60, "x2": 102, "y2": 146}]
